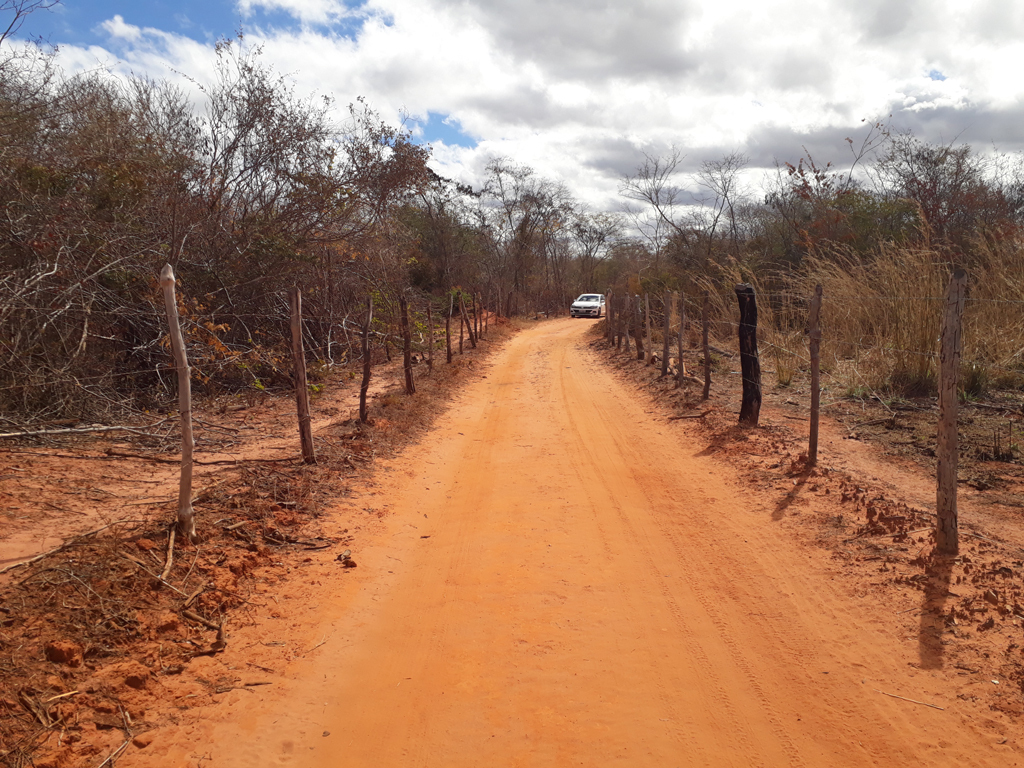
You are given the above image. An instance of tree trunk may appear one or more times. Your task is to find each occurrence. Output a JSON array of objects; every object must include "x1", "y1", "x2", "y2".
[
  {"x1": 937, "y1": 269, "x2": 968, "y2": 555},
  {"x1": 359, "y1": 296, "x2": 373, "y2": 423},
  {"x1": 160, "y1": 264, "x2": 196, "y2": 541},
  {"x1": 289, "y1": 288, "x2": 316, "y2": 465},
  {"x1": 807, "y1": 284, "x2": 823, "y2": 466},
  {"x1": 400, "y1": 295, "x2": 415, "y2": 395},
  {"x1": 735, "y1": 283, "x2": 762, "y2": 426}
]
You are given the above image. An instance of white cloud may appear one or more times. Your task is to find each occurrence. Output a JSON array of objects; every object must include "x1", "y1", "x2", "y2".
[{"x1": 37, "y1": 0, "x2": 1024, "y2": 211}]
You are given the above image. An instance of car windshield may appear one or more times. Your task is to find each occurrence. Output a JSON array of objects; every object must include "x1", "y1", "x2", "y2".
[{"x1": 577, "y1": 295, "x2": 600, "y2": 302}]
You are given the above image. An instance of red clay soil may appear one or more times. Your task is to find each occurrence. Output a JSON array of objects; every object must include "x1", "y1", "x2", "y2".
[
  {"x1": 91, "y1": 318, "x2": 1020, "y2": 767},
  {"x1": 0, "y1": 317, "x2": 1019, "y2": 765}
]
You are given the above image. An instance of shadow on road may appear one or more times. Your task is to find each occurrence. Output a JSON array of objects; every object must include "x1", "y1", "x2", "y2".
[
  {"x1": 918, "y1": 554, "x2": 955, "y2": 669},
  {"x1": 772, "y1": 470, "x2": 811, "y2": 521}
]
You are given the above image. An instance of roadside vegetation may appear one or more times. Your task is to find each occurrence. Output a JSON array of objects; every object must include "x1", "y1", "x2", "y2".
[{"x1": 3, "y1": 0, "x2": 1024, "y2": 423}]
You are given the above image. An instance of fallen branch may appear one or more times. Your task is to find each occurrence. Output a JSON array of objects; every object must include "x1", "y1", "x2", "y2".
[
  {"x1": 0, "y1": 420, "x2": 171, "y2": 439},
  {"x1": 0, "y1": 520, "x2": 140, "y2": 575},
  {"x1": 160, "y1": 525, "x2": 176, "y2": 581},
  {"x1": 105, "y1": 449, "x2": 298, "y2": 466},
  {"x1": 668, "y1": 411, "x2": 712, "y2": 421},
  {"x1": 181, "y1": 609, "x2": 220, "y2": 632},
  {"x1": 874, "y1": 689, "x2": 944, "y2": 711},
  {"x1": 95, "y1": 737, "x2": 132, "y2": 768},
  {"x1": 120, "y1": 554, "x2": 188, "y2": 596}
]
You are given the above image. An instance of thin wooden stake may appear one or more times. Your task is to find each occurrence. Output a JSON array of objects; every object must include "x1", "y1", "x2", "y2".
[
  {"x1": 359, "y1": 296, "x2": 373, "y2": 424},
  {"x1": 160, "y1": 264, "x2": 196, "y2": 541},
  {"x1": 400, "y1": 295, "x2": 416, "y2": 395},
  {"x1": 602, "y1": 290, "x2": 610, "y2": 348},
  {"x1": 644, "y1": 293, "x2": 653, "y2": 365},
  {"x1": 702, "y1": 290, "x2": 711, "y2": 400},
  {"x1": 807, "y1": 284, "x2": 823, "y2": 466},
  {"x1": 937, "y1": 269, "x2": 968, "y2": 555},
  {"x1": 675, "y1": 291, "x2": 686, "y2": 388},
  {"x1": 289, "y1": 288, "x2": 316, "y2": 464},
  {"x1": 623, "y1": 296, "x2": 632, "y2": 354},
  {"x1": 426, "y1": 302, "x2": 434, "y2": 372},
  {"x1": 634, "y1": 295, "x2": 645, "y2": 361},
  {"x1": 446, "y1": 293, "x2": 453, "y2": 363},
  {"x1": 662, "y1": 290, "x2": 672, "y2": 375}
]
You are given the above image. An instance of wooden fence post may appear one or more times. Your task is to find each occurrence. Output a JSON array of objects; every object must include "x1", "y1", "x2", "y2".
[
  {"x1": 662, "y1": 290, "x2": 672, "y2": 375},
  {"x1": 618, "y1": 296, "x2": 626, "y2": 356},
  {"x1": 702, "y1": 290, "x2": 711, "y2": 400},
  {"x1": 607, "y1": 291, "x2": 615, "y2": 346},
  {"x1": 473, "y1": 293, "x2": 479, "y2": 340},
  {"x1": 446, "y1": 293, "x2": 453, "y2": 363},
  {"x1": 359, "y1": 296, "x2": 373, "y2": 423},
  {"x1": 426, "y1": 302, "x2": 434, "y2": 373},
  {"x1": 675, "y1": 291, "x2": 686, "y2": 388},
  {"x1": 617, "y1": 296, "x2": 624, "y2": 350},
  {"x1": 644, "y1": 293, "x2": 653, "y2": 364},
  {"x1": 735, "y1": 283, "x2": 762, "y2": 426},
  {"x1": 807, "y1": 284, "x2": 823, "y2": 466},
  {"x1": 937, "y1": 269, "x2": 968, "y2": 555},
  {"x1": 635, "y1": 296, "x2": 645, "y2": 361},
  {"x1": 460, "y1": 293, "x2": 476, "y2": 349},
  {"x1": 160, "y1": 264, "x2": 196, "y2": 541},
  {"x1": 400, "y1": 295, "x2": 415, "y2": 396},
  {"x1": 289, "y1": 288, "x2": 316, "y2": 464}
]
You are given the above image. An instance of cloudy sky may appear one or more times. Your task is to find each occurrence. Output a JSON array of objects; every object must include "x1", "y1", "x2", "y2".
[{"x1": 14, "y1": 0, "x2": 1024, "y2": 210}]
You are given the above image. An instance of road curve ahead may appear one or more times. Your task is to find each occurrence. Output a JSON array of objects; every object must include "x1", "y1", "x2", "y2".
[{"x1": 170, "y1": 319, "x2": 1010, "y2": 768}]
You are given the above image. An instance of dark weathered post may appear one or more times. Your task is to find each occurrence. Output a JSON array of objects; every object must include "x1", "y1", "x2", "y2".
[
  {"x1": 675, "y1": 291, "x2": 686, "y2": 388},
  {"x1": 735, "y1": 283, "x2": 762, "y2": 426},
  {"x1": 807, "y1": 284, "x2": 823, "y2": 466},
  {"x1": 702, "y1": 290, "x2": 711, "y2": 400},
  {"x1": 400, "y1": 295, "x2": 415, "y2": 395},
  {"x1": 446, "y1": 293, "x2": 453, "y2": 363},
  {"x1": 661, "y1": 290, "x2": 672, "y2": 375},
  {"x1": 160, "y1": 264, "x2": 196, "y2": 540},
  {"x1": 426, "y1": 302, "x2": 434, "y2": 373},
  {"x1": 937, "y1": 269, "x2": 968, "y2": 555},
  {"x1": 289, "y1": 288, "x2": 316, "y2": 464},
  {"x1": 359, "y1": 296, "x2": 373, "y2": 423}
]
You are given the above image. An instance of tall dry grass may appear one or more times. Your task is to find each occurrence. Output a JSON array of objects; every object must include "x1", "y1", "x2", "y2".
[{"x1": 692, "y1": 239, "x2": 1024, "y2": 398}]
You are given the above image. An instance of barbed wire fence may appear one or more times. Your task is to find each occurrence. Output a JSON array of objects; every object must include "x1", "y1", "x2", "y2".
[{"x1": 604, "y1": 273, "x2": 1024, "y2": 558}]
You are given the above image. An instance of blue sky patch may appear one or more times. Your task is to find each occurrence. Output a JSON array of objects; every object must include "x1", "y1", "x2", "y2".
[
  {"x1": 15, "y1": 1, "x2": 367, "y2": 49},
  {"x1": 417, "y1": 112, "x2": 476, "y2": 149}
]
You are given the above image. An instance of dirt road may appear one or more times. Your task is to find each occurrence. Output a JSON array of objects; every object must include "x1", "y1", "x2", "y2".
[{"x1": 137, "y1": 319, "x2": 1016, "y2": 767}]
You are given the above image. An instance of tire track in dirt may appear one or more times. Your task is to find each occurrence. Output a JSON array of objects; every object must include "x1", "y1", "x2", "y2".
[{"x1": 123, "y1": 319, "x2": 1017, "y2": 768}]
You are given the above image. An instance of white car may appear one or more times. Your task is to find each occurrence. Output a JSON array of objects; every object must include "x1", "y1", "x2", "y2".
[{"x1": 570, "y1": 293, "x2": 606, "y2": 318}]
